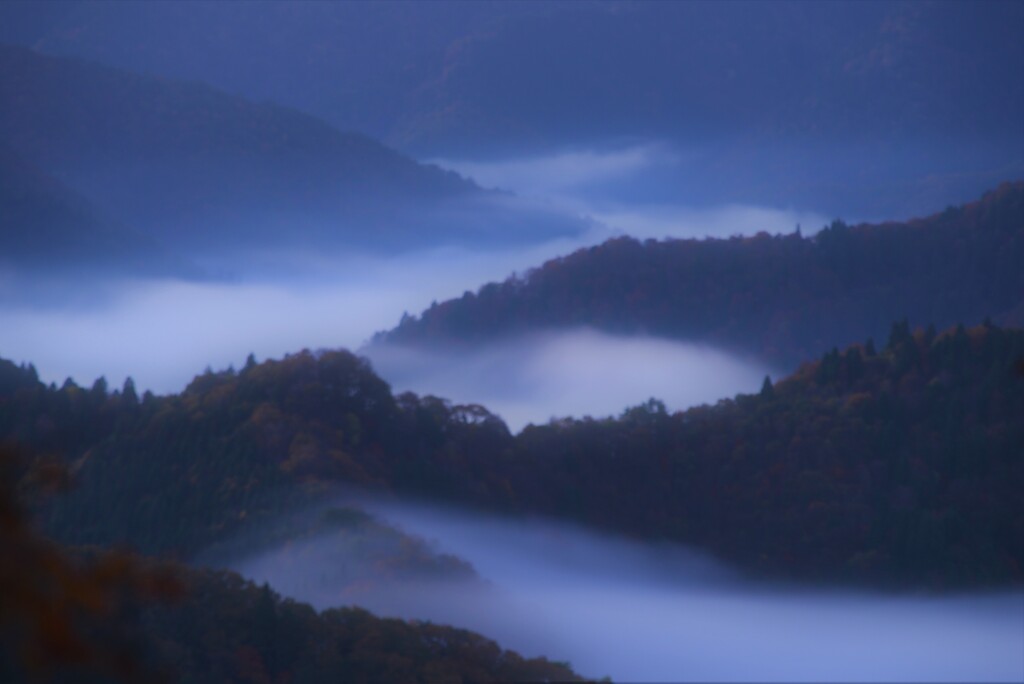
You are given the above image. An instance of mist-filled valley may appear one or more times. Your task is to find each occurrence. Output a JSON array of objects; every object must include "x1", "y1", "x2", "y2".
[
  {"x1": 1, "y1": 2, "x2": 1022, "y2": 682},
  {"x1": 0, "y1": 179, "x2": 803, "y2": 409},
  {"x1": 366, "y1": 330, "x2": 773, "y2": 431},
  {"x1": 227, "y1": 497, "x2": 1024, "y2": 682}
]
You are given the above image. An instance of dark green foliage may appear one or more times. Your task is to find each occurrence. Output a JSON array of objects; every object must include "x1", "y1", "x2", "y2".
[
  {"x1": 0, "y1": 445, "x2": 581, "y2": 683},
  {"x1": 139, "y1": 567, "x2": 581, "y2": 684},
  {"x1": 381, "y1": 183, "x2": 1024, "y2": 369},
  {"x1": 498, "y1": 324, "x2": 1024, "y2": 588},
  {"x1": 3, "y1": 325, "x2": 1022, "y2": 589}
]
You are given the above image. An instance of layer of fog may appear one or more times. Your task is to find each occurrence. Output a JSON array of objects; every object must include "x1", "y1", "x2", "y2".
[
  {"x1": 432, "y1": 142, "x2": 684, "y2": 198},
  {"x1": 430, "y1": 143, "x2": 831, "y2": 241},
  {"x1": 232, "y1": 496, "x2": 1024, "y2": 682},
  {"x1": 2, "y1": 139, "x2": 828, "y2": 404},
  {"x1": 0, "y1": 202, "x2": 801, "y2": 402},
  {"x1": 0, "y1": 241, "x2": 566, "y2": 393},
  {"x1": 432, "y1": 142, "x2": 834, "y2": 240},
  {"x1": 365, "y1": 330, "x2": 773, "y2": 431},
  {"x1": 430, "y1": 138, "x2": 1020, "y2": 223}
]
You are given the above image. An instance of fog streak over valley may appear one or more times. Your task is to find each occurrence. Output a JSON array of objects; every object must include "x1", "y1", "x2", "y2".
[
  {"x1": 1, "y1": 140, "x2": 826, "y2": 407},
  {"x1": 233, "y1": 498, "x2": 1024, "y2": 683},
  {"x1": 366, "y1": 330, "x2": 772, "y2": 431},
  {"x1": 432, "y1": 143, "x2": 833, "y2": 238},
  {"x1": 1, "y1": 225, "x2": 779, "y2": 425}
]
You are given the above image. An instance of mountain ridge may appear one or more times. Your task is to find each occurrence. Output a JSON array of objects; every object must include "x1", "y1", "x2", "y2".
[
  {"x1": 378, "y1": 182, "x2": 1024, "y2": 368},
  {"x1": 0, "y1": 140, "x2": 193, "y2": 281},
  {"x1": 2, "y1": 321, "x2": 1020, "y2": 589},
  {"x1": 0, "y1": 42, "x2": 570, "y2": 258}
]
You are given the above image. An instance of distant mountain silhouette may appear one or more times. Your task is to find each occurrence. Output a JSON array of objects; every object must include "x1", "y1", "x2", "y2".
[
  {"x1": 2, "y1": 1, "x2": 1020, "y2": 217},
  {"x1": 0, "y1": 140, "x2": 188, "y2": 278},
  {"x1": 4, "y1": 1, "x2": 1019, "y2": 154},
  {"x1": 379, "y1": 183, "x2": 1024, "y2": 368},
  {"x1": 0, "y1": 44, "x2": 578, "y2": 258}
]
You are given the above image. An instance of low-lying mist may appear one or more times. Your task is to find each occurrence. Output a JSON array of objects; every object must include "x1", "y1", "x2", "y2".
[
  {"x1": 0, "y1": 225, "x2": 780, "y2": 407},
  {"x1": 432, "y1": 142, "x2": 833, "y2": 239},
  {"x1": 365, "y1": 330, "x2": 773, "y2": 430},
  {"x1": 230, "y1": 496, "x2": 1024, "y2": 682},
  {"x1": 430, "y1": 138, "x2": 1021, "y2": 222},
  {"x1": 1, "y1": 137, "x2": 833, "y2": 401},
  {"x1": 0, "y1": 242, "x2": 577, "y2": 394}
]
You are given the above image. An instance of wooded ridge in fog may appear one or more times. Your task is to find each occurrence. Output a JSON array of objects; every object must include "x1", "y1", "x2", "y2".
[
  {"x1": 0, "y1": 456, "x2": 581, "y2": 682},
  {"x1": 1, "y1": 2, "x2": 1022, "y2": 680},
  {"x1": 380, "y1": 183, "x2": 1024, "y2": 369},
  {"x1": 3, "y1": 321, "x2": 1021, "y2": 590}
]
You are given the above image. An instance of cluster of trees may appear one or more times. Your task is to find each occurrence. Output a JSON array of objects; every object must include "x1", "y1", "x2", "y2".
[
  {"x1": 2, "y1": 323, "x2": 1021, "y2": 589},
  {"x1": 138, "y1": 569, "x2": 580, "y2": 684},
  {"x1": 0, "y1": 446, "x2": 581, "y2": 683},
  {"x1": 381, "y1": 182, "x2": 1024, "y2": 368},
  {"x1": 500, "y1": 321, "x2": 1024, "y2": 587}
]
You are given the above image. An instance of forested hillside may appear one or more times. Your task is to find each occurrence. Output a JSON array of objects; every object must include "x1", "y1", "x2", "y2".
[
  {"x1": 3, "y1": 322, "x2": 1021, "y2": 589},
  {"x1": 0, "y1": 447, "x2": 581, "y2": 683},
  {"x1": 0, "y1": 44, "x2": 570, "y2": 255},
  {"x1": 381, "y1": 183, "x2": 1024, "y2": 368},
  {"x1": 136, "y1": 569, "x2": 581, "y2": 684},
  {"x1": 0, "y1": 142, "x2": 191, "y2": 281}
]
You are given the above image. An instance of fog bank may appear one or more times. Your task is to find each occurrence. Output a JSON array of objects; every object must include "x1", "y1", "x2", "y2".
[
  {"x1": 365, "y1": 330, "x2": 773, "y2": 430},
  {"x1": 233, "y1": 497, "x2": 1024, "y2": 682},
  {"x1": 1, "y1": 140, "x2": 827, "y2": 398},
  {"x1": 433, "y1": 142, "x2": 833, "y2": 240},
  {"x1": 1, "y1": 235, "x2": 774, "y2": 411},
  {"x1": 0, "y1": 242, "x2": 576, "y2": 393}
]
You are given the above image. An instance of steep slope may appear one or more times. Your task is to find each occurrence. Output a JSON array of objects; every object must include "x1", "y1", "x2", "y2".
[
  {"x1": 0, "y1": 44, "x2": 570, "y2": 255},
  {"x1": 379, "y1": 183, "x2": 1024, "y2": 368},
  {"x1": 0, "y1": 141, "x2": 187, "y2": 278},
  {"x1": 138, "y1": 568, "x2": 583, "y2": 683},
  {"x1": 0, "y1": 448, "x2": 582, "y2": 683},
  {"x1": 2, "y1": 323, "x2": 1022, "y2": 589}
]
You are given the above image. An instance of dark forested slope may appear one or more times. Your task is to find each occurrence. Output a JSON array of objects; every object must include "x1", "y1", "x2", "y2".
[
  {"x1": 0, "y1": 44, "x2": 569, "y2": 255},
  {"x1": 0, "y1": 446, "x2": 581, "y2": 683},
  {"x1": 137, "y1": 568, "x2": 581, "y2": 684},
  {"x1": 0, "y1": 142, "x2": 188, "y2": 279},
  {"x1": 380, "y1": 183, "x2": 1024, "y2": 368},
  {"x1": 507, "y1": 322, "x2": 1024, "y2": 588},
  {"x1": 3, "y1": 322, "x2": 1022, "y2": 589}
]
